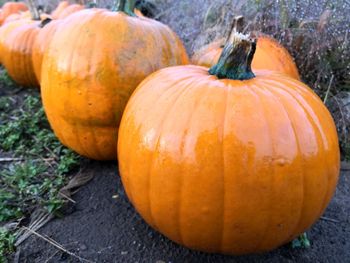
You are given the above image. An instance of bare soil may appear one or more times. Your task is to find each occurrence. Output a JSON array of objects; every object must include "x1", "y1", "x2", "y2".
[{"x1": 17, "y1": 161, "x2": 350, "y2": 262}]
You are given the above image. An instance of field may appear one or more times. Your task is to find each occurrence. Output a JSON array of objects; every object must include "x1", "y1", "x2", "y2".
[{"x1": 0, "y1": 0, "x2": 349, "y2": 262}]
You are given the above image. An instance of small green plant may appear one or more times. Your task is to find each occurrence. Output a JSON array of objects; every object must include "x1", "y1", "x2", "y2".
[
  {"x1": 0, "y1": 95, "x2": 80, "y2": 220},
  {"x1": 291, "y1": 233, "x2": 311, "y2": 249},
  {"x1": 0, "y1": 90, "x2": 80, "y2": 260},
  {"x1": 0, "y1": 68, "x2": 17, "y2": 90},
  {"x1": 0, "y1": 227, "x2": 15, "y2": 263}
]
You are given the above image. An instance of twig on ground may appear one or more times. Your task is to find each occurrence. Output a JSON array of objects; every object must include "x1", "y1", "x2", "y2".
[
  {"x1": 15, "y1": 210, "x2": 53, "y2": 246},
  {"x1": 21, "y1": 227, "x2": 94, "y2": 263},
  {"x1": 44, "y1": 250, "x2": 60, "y2": 263},
  {"x1": 320, "y1": 216, "x2": 339, "y2": 223},
  {"x1": 0, "y1": 157, "x2": 24, "y2": 162},
  {"x1": 323, "y1": 74, "x2": 334, "y2": 103},
  {"x1": 58, "y1": 191, "x2": 76, "y2": 204}
]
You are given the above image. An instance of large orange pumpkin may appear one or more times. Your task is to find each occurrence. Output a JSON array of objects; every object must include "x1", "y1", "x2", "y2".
[
  {"x1": 32, "y1": 19, "x2": 61, "y2": 82},
  {"x1": 41, "y1": 0, "x2": 189, "y2": 160},
  {"x1": 192, "y1": 34, "x2": 300, "y2": 80},
  {"x1": 3, "y1": 10, "x2": 50, "y2": 24},
  {"x1": 1, "y1": 0, "x2": 51, "y2": 88},
  {"x1": 0, "y1": 19, "x2": 32, "y2": 64},
  {"x1": 0, "y1": 2, "x2": 28, "y2": 25},
  {"x1": 118, "y1": 33, "x2": 340, "y2": 255},
  {"x1": 2, "y1": 21, "x2": 43, "y2": 87}
]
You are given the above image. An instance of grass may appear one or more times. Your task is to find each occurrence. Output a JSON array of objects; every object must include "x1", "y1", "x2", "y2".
[
  {"x1": 0, "y1": 71, "x2": 80, "y2": 261},
  {"x1": 0, "y1": 228, "x2": 15, "y2": 262}
]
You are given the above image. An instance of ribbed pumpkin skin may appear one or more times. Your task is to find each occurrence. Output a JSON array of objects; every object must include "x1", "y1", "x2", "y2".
[
  {"x1": 192, "y1": 36, "x2": 300, "y2": 80},
  {"x1": 41, "y1": 9, "x2": 189, "y2": 160},
  {"x1": 2, "y1": 22, "x2": 40, "y2": 87},
  {"x1": 0, "y1": 19, "x2": 34, "y2": 64},
  {"x1": 57, "y1": 4, "x2": 84, "y2": 19},
  {"x1": 118, "y1": 65, "x2": 340, "y2": 255},
  {"x1": 0, "y1": 2, "x2": 28, "y2": 25},
  {"x1": 32, "y1": 20, "x2": 60, "y2": 82}
]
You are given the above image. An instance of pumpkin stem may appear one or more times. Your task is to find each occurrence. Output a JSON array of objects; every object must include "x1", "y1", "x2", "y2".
[
  {"x1": 209, "y1": 32, "x2": 256, "y2": 81},
  {"x1": 113, "y1": 0, "x2": 136, "y2": 16},
  {"x1": 39, "y1": 18, "x2": 52, "y2": 28},
  {"x1": 26, "y1": 0, "x2": 41, "y2": 20},
  {"x1": 222, "y1": 16, "x2": 245, "y2": 47},
  {"x1": 87, "y1": 0, "x2": 98, "y2": 8}
]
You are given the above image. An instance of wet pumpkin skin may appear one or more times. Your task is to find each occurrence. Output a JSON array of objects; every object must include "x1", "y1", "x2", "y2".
[
  {"x1": 118, "y1": 65, "x2": 339, "y2": 254},
  {"x1": 41, "y1": 8, "x2": 189, "y2": 160},
  {"x1": 192, "y1": 36, "x2": 300, "y2": 80},
  {"x1": 32, "y1": 19, "x2": 61, "y2": 82},
  {"x1": 1, "y1": 20, "x2": 49, "y2": 88}
]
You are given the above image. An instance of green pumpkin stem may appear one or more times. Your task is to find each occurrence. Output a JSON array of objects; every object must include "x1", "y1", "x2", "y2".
[
  {"x1": 27, "y1": 0, "x2": 41, "y2": 20},
  {"x1": 87, "y1": 0, "x2": 98, "y2": 8},
  {"x1": 113, "y1": 0, "x2": 136, "y2": 16},
  {"x1": 209, "y1": 32, "x2": 256, "y2": 81}
]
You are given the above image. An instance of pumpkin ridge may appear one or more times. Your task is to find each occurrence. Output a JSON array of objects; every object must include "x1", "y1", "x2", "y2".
[
  {"x1": 42, "y1": 50, "x2": 67, "y2": 146},
  {"x1": 15, "y1": 26, "x2": 30, "y2": 85},
  {"x1": 83, "y1": 13, "x2": 108, "y2": 161},
  {"x1": 119, "y1": 72, "x2": 186, "y2": 209},
  {"x1": 244, "y1": 83, "x2": 276, "y2": 251},
  {"x1": 262, "y1": 78, "x2": 332, "y2": 220},
  {"x1": 133, "y1": 14, "x2": 155, "y2": 72},
  {"x1": 258, "y1": 82, "x2": 306, "y2": 245},
  {"x1": 63, "y1": 19, "x2": 91, "y2": 158},
  {"x1": 28, "y1": 27, "x2": 39, "y2": 86},
  {"x1": 219, "y1": 82, "x2": 229, "y2": 252},
  {"x1": 148, "y1": 80, "x2": 196, "y2": 231},
  {"x1": 258, "y1": 80, "x2": 329, "y2": 232},
  {"x1": 177, "y1": 76, "x2": 220, "y2": 246}
]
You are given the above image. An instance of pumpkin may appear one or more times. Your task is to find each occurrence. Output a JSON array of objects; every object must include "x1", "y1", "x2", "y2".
[
  {"x1": 51, "y1": 1, "x2": 70, "y2": 19},
  {"x1": 57, "y1": 4, "x2": 84, "y2": 19},
  {"x1": 118, "y1": 33, "x2": 340, "y2": 255},
  {"x1": 41, "y1": 0, "x2": 189, "y2": 160},
  {"x1": 3, "y1": 13, "x2": 22, "y2": 24},
  {"x1": 0, "y1": 19, "x2": 32, "y2": 64},
  {"x1": 3, "y1": 10, "x2": 49, "y2": 24},
  {"x1": 192, "y1": 34, "x2": 300, "y2": 80},
  {"x1": 32, "y1": 20, "x2": 61, "y2": 83},
  {"x1": 1, "y1": 1, "x2": 51, "y2": 88},
  {"x1": 0, "y1": 2, "x2": 28, "y2": 25}
]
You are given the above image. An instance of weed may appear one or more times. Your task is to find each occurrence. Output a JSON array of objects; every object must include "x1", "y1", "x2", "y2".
[
  {"x1": 0, "y1": 87, "x2": 80, "y2": 260},
  {"x1": 0, "y1": 68, "x2": 17, "y2": 91},
  {"x1": 0, "y1": 227, "x2": 15, "y2": 263},
  {"x1": 292, "y1": 233, "x2": 311, "y2": 249}
]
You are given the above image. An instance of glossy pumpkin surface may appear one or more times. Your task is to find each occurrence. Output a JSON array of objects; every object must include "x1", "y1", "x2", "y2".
[
  {"x1": 118, "y1": 65, "x2": 340, "y2": 254},
  {"x1": 192, "y1": 36, "x2": 300, "y2": 80},
  {"x1": 32, "y1": 20, "x2": 61, "y2": 82},
  {"x1": 41, "y1": 8, "x2": 189, "y2": 160},
  {"x1": 2, "y1": 21, "x2": 41, "y2": 87},
  {"x1": 0, "y1": 2, "x2": 28, "y2": 25}
]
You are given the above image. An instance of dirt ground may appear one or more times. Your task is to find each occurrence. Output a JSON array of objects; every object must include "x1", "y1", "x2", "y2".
[{"x1": 17, "y1": 161, "x2": 350, "y2": 262}]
